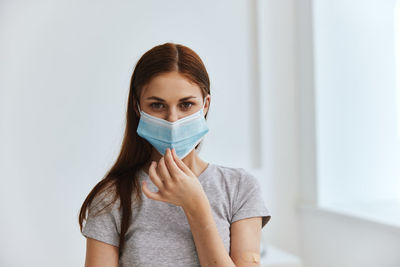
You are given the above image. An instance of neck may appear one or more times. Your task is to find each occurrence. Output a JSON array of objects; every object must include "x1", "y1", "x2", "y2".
[{"x1": 142, "y1": 148, "x2": 208, "y2": 178}]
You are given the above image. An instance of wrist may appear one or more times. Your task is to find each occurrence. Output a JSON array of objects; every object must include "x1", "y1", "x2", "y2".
[{"x1": 182, "y1": 194, "x2": 210, "y2": 217}]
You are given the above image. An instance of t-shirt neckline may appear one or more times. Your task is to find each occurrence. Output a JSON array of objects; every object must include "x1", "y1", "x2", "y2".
[{"x1": 139, "y1": 162, "x2": 214, "y2": 181}]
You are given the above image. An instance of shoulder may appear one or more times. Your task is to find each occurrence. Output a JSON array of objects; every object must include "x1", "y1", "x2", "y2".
[
  {"x1": 209, "y1": 163, "x2": 258, "y2": 186},
  {"x1": 89, "y1": 182, "x2": 120, "y2": 216}
]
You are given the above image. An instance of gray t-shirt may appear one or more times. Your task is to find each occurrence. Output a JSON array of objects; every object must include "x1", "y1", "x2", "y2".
[{"x1": 82, "y1": 162, "x2": 271, "y2": 267}]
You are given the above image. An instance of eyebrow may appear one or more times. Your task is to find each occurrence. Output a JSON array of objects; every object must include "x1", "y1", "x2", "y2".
[{"x1": 145, "y1": 96, "x2": 198, "y2": 102}]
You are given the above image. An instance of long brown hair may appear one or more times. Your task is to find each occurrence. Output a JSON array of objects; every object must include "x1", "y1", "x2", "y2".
[{"x1": 78, "y1": 42, "x2": 211, "y2": 256}]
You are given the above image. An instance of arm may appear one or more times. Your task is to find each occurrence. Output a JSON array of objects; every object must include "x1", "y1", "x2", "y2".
[
  {"x1": 184, "y1": 197, "x2": 263, "y2": 267},
  {"x1": 141, "y1": 148, "x2": 264, "y2": 266},
  {"x1": 141, "y1": 148, "x2": 236, "y2": 266},
  {"x1": 85, "y1": 237, "x2": 119, "y2": 267},
  {"x1": 183, "y1": 196, "x2": 236, "y2": 267},
  {"x1": 230, "y1": 217, "x2": 262, "y2": 267}
]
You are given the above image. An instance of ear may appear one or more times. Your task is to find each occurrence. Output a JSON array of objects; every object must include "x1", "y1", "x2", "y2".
[
  {"x1": 203, "y1": 95, "x2": 211, "y2": 117},
  {"x1": 134, "y1": 100, "x2": 141, "y2": 117}
]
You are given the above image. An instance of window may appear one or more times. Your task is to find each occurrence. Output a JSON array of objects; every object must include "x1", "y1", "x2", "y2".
[
  {"x1": 313, "y1": 0, "x2": 400, "y2": 226},
  {"x1": 396, "y1": 0, "x2": 400, "y2": 138}
]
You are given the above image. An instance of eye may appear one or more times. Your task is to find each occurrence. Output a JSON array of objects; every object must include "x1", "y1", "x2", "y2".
[
  {"x1": 180, "y1": 102, "x2": 194, "y2": 111},
  {"x1": 150, "y1": 102, "x2": 165, "y2": 110}
]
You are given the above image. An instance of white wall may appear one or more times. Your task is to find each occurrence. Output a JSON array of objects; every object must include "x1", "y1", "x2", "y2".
[
  {"x1": 299, "y1": 206, "x2": 400, "y2": 267},
  {"x1": 8, "y1": 1, "x2": 398, "y2": 267},
  {"x1": 257, "y1": 0, "x2": 302, "y2": 257},
  {"x1": 0, "y1": 1, "x2": 273, "y2": 266}
]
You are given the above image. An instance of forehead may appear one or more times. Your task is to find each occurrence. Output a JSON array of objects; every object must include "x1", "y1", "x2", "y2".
[{"x1": 141, "y1": 72, "x2": 202, "y2": 99}]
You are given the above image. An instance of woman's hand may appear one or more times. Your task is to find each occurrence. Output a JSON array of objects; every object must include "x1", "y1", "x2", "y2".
[{"x1": 141, "y1": 148, "x2": 207, "y2": 210}]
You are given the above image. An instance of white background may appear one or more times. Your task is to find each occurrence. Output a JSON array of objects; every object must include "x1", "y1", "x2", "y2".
[
  {"x1": 1, "y1": 0, "x2": 400, "y2": 267},
  {"x1": 0, "y1": 1, "x2": 269, "y2": 266}
]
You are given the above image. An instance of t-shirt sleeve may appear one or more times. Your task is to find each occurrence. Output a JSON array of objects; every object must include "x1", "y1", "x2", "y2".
[
  {"x1": 81, "y1": 189, "x2": 121, "y2": 247},
  {"x1": 231, "y1": 170, "x2": 271, "y2": 228}
]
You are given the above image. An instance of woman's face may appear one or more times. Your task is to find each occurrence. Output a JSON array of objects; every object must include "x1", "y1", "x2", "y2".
[{"x1": 138, "y1": 71, "x2": 209, "y2": 122}]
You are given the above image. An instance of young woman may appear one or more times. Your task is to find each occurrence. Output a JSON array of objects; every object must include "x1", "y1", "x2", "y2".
[{"x1": 79, "y1": 42, "x2": 271, "y2": 267}]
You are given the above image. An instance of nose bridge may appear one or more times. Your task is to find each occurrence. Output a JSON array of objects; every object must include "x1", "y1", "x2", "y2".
[{"x1": 166, "y1": 105, "x2": 179, "y2": 122}]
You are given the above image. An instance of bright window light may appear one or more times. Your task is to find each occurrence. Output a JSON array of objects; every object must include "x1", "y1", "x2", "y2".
[
  {"x1": 396, "y1": 0, "x2": 400, "y2": 138},
  {"x1": 313, "y1": 0, "x2": 400, "y2": 224}
]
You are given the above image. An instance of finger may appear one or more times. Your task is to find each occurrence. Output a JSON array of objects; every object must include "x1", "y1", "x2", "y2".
[
  {"x1": 164, "y1": 148, "x2": 185, "y2": 179},
  {"x1": 148, "y1": 161, "x2": 164, "y2": 189},
  {"x1": 141, "y1": 180, "x2": 162, "y2": 201},
  {"x1": 171, "y1": 148, "x2": 193, "y2": 176},
  {"x1": 156, "y1": 156, "x2": 172, "y2": 183}
]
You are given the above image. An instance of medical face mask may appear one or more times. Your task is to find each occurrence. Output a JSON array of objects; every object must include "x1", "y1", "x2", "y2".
[{"x1": 136, "y1": 98, "x2": 209, "y2": 159}]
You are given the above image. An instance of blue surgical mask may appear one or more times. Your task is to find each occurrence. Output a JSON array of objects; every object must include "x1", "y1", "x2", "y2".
[{"x1": 136, "y1": 98, "x2": 209, "y2": 159}]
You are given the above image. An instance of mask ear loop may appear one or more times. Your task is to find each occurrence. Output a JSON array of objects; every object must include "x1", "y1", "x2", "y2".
[
  {"x1": 196, "y1": 96, "x2": 208, "y2": 154},
  {"x1": 202, "y1": 96, "x2": 207, "y2": 112}
]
